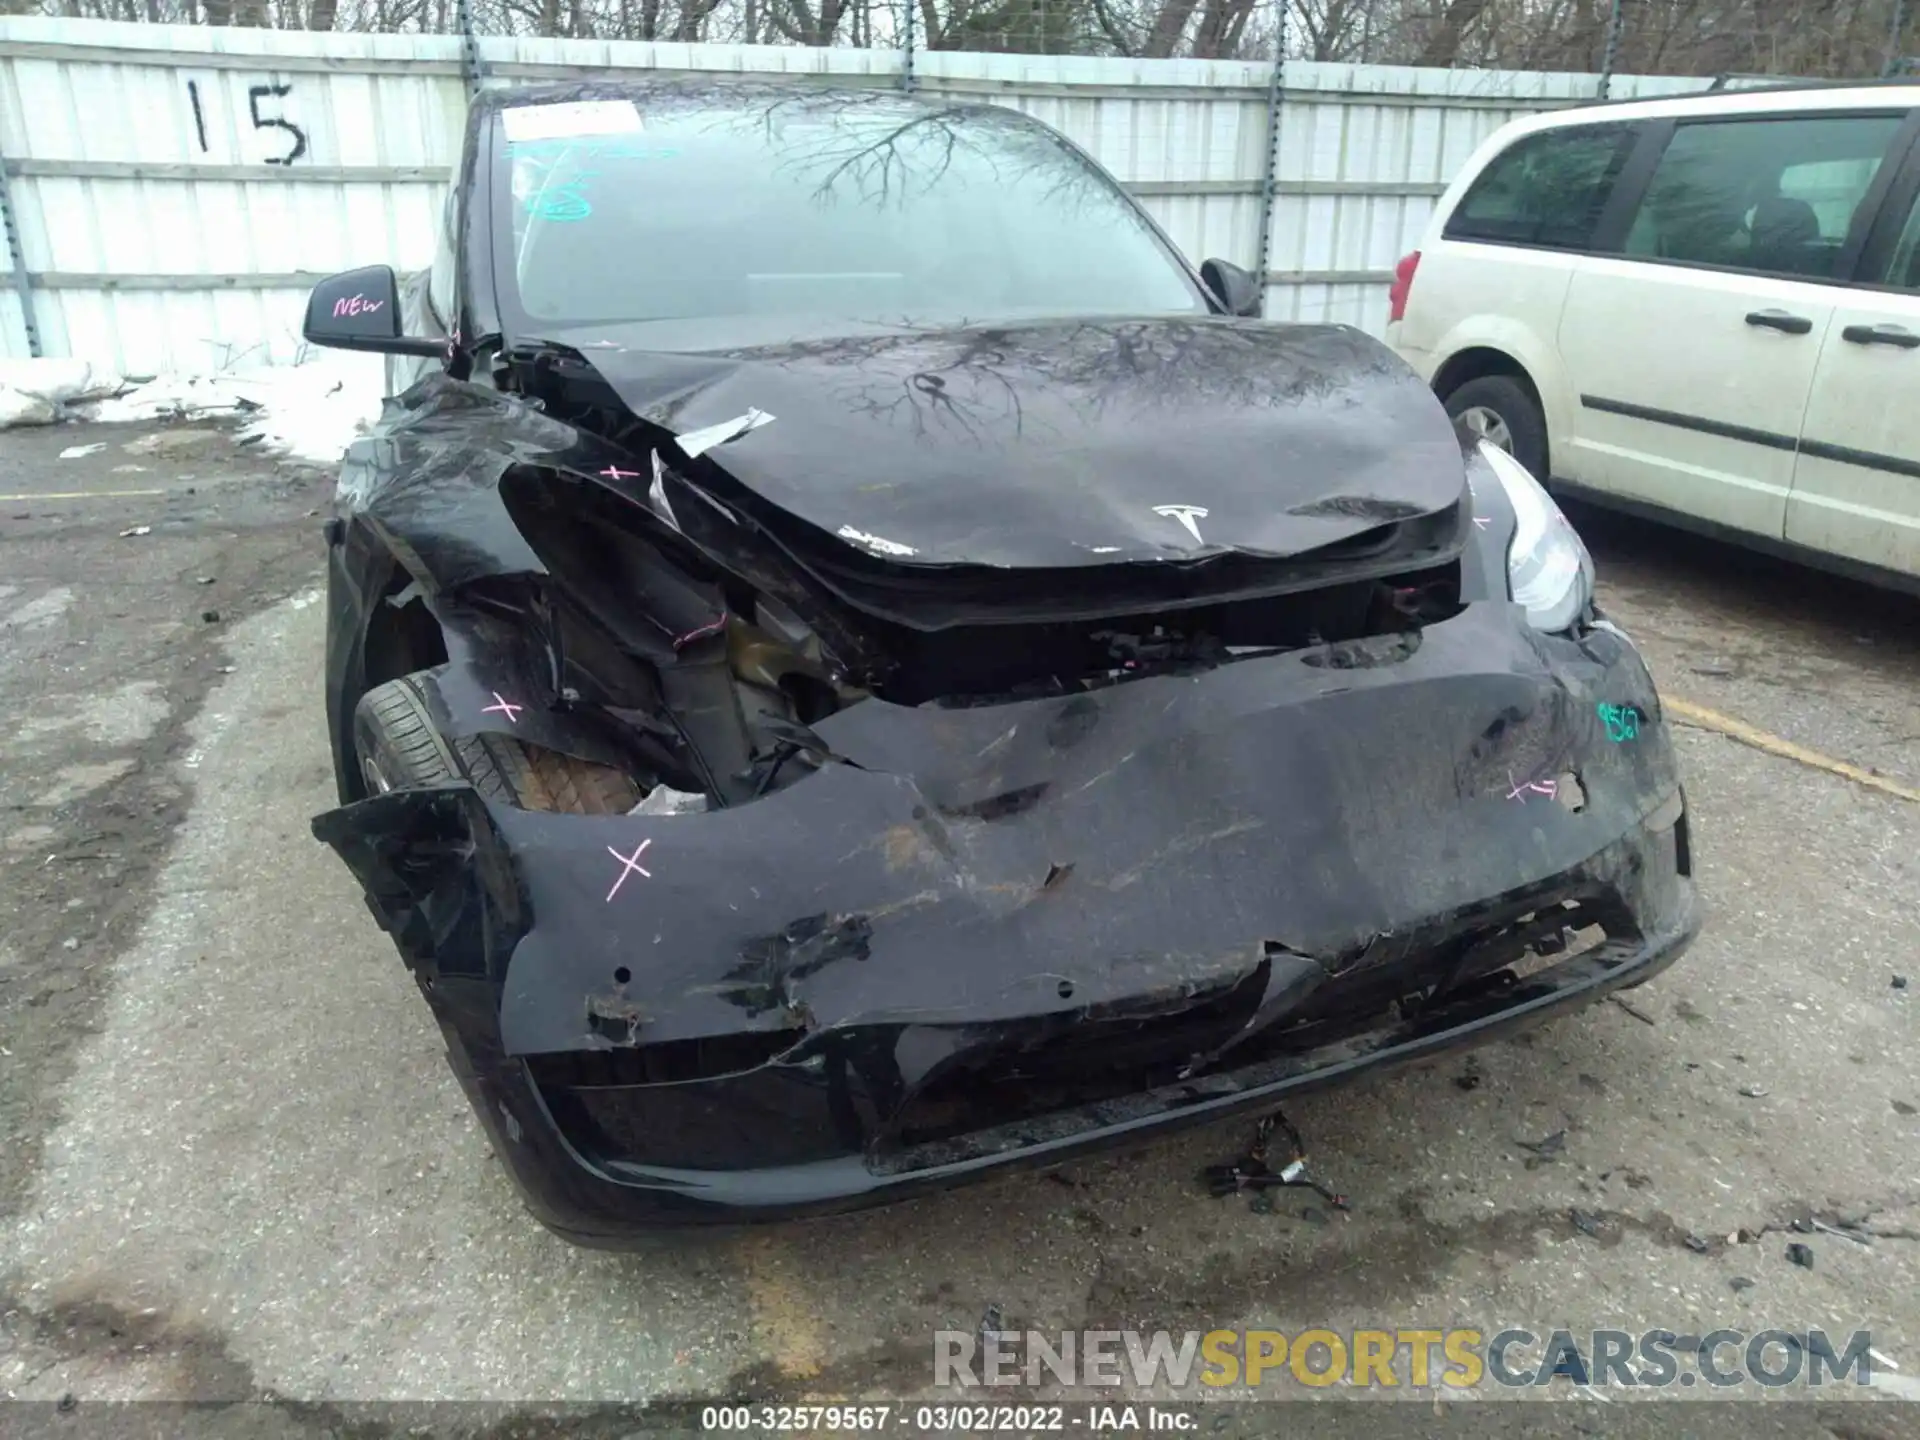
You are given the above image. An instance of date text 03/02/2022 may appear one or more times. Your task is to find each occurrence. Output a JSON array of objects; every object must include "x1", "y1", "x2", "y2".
[{"x1": 699, "y1": 1404, "x2": 1196, "y2": 1431}]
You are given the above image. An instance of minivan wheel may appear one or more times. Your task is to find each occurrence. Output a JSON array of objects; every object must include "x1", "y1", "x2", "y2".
[{"x1": 1443, "y1": 375, "x2": 1549, "y2": 482}]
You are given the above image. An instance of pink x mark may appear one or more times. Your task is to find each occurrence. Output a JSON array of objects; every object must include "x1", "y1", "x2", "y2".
[
  {"x1": 1505, "y1": 770, "x2": 1557, "y2": 802},
  {"x1": 481, "y1": 692, "x2": 523, "y2": 724},
  {"x1": 600, "y1": 465, "x2": 641, "y2": 481},
  {"x1": 605, "y1": 839, "x2": 653, "y2": 902}
]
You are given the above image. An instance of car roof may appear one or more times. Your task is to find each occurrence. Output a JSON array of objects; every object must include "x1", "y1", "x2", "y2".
[
  {"x1": 1525, "y1": 77, "x2": 1920, "y2": 131},
  {"x1": 473, "y1": 76, "x2": 940, "y2": 118}
]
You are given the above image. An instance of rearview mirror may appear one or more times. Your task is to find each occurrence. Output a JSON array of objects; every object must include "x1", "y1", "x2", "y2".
[
  {"x1": 303, "y1": 265, "x2": 443, "y2": 357},
  {"x1": 1200, "y1": 258, "x2": 1263, "y2": 318}
]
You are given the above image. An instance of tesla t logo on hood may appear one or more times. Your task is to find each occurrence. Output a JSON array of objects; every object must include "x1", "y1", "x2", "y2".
[{"x1": 1152, "y1": 504, "x2": 1210, "y2": 544}]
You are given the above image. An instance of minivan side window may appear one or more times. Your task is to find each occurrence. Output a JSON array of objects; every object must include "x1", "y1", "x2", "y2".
[
  {"x1": 1870, "y1": 191, "x2": 1920, "y2": 289},
  {"x1": 1443, "y1": 124, "x2": 1633, "y2": 250},
  {"x1": 1621, "y1": 114, "x2": 1907, "y2": 281}
]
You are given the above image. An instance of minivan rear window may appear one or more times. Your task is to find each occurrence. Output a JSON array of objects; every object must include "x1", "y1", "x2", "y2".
[{"x1": 1444, "y1": 124, "x2": 1634, "y2": 250}]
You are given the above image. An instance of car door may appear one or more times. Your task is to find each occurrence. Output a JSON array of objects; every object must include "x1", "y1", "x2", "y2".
[
  {"x1": 1786, "y1": 119, "x2": 1920, "y2": 579},
  {"x1": 1555, "y1": 109, "x2": 1913, "y2": 540}
]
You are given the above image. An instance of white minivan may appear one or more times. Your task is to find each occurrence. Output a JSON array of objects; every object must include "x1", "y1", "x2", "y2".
[{"x1": 1389, "y1": 81, "x2": 1920, "y2": 589}]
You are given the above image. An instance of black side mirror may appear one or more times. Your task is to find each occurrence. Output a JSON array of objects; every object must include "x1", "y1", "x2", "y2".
[
  {"x1": 304, "y1": 265, "x2": 443, "y2": 357},
  {"x1": 1200, "y1": 258, "x2": 1263, "y2": 318}
]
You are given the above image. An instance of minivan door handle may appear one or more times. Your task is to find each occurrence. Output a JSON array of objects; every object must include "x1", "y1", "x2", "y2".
[
  {"x1": 1840, "y1": 323, "x2": 1920, "y2": 349},
  {"x1": 1745, "y1": 309, "x2": 1813, "y2": 335}
]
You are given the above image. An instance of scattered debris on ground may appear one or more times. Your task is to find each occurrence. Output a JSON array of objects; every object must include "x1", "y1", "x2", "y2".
[
  {"x1": 1786, "y1": 1242, "x2": 1815, "y2": 1270},
  {"x1": 1812, "y1": 1219, "x2": 1872, "y2": 1247},
  {"x1": 1609, "y1": 994, "x2": 1657, "y2": 1025},
  {"x1": 976, "y1": 1304, "x2": 1017, "y2": 1366},
  {"x1": 1203, "y1": 1110, "x2": 1349, "y2": 1214},
  {"x1": 1570, "y1": 1208, "x2": 1604, "y2": 1238},
  {"x1": 1517, "y1": 1129, "x2": 1568, "y2": 1168},
  {"x1": 978, "y1": 1303, "x2": 1006, "y2": 1344}
]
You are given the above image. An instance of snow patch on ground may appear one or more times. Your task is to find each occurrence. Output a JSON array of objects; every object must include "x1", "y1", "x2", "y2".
[
  {"x1": 0, "y1": 358, "x2": 124, "y2": 429},
  {"x1": 0, "y1": 351, "x2": 385, "y2": 464},
  {"x1": 86, "y1": 354, "x2": 386, "y2": 466}
]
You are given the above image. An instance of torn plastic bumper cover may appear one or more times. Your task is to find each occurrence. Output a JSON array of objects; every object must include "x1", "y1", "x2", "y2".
[{"x1": 314, "y1": 602, "x2": 1698, "y2": 1238}]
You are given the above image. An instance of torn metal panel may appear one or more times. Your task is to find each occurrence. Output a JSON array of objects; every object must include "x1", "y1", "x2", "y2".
[
  {"x1": 674, "y1": 406, "x2": 775, "y2": 459},
  {"x1": 315, "y1": 599, "x2": 1687, "y2": 1066},
  {"x1": 403, "y1": 617, "x2": 645, "y2": 771}
]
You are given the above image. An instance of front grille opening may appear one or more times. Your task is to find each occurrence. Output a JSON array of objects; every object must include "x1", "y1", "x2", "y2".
[
  {"x1": 1281, "y1": 895, "x2": 1632, "y2": 1040},
  {"x1": 526, "y1": 1028, "x2": 801, "y2": 1089},
  {"x1": 891, "y1": 970, "x2": 1267, "y2": 1149},
  {"x1": 907, "y1": 562, "x2": 1462, "y2": 708},
  {"x1": 535, "y1": 1059, "x2": 849, "y2": 1171}
]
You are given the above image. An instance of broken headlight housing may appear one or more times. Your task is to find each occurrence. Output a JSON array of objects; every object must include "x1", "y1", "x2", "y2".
[{"x1": 1480, "y1": 440, "x2": 1594, "y2": 633}]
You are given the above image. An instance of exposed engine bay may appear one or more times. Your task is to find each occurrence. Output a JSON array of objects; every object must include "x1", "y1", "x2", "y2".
[{"x1": 340, "y1": 317, "x2": 1478, "y2": 813}]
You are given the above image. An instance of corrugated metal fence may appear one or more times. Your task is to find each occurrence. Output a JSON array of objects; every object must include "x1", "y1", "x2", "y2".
[{"x1": 0, "y1": 17, "x2": 1707, "y2": 373}]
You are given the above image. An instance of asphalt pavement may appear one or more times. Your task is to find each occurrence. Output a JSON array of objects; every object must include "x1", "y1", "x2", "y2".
[{"x1": 0, "y1": 420, "x2": 1916, "y2": 1431}]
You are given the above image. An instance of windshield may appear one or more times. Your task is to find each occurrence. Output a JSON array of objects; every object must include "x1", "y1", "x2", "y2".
[{"x1": 492, "y1": 91, "x2": 1205, "y2": 338}]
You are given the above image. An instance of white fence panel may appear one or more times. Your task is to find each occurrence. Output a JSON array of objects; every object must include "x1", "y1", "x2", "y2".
[{"x1": 0, "y1": 16, "x2": 1712, "y2": 372}]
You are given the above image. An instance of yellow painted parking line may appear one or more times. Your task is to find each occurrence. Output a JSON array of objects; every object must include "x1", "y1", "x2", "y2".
[
  {"x1": 1666, "y1": 697, "x2": 1920, "y2": 804},
  {"x1": 736, "y1": 1233, "x2": 828, "y2": 1381},
  {"x1": 0, "y1": 488, "x2": 166, "y2": 502}
]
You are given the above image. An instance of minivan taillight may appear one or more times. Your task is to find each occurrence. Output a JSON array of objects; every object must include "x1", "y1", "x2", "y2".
[{"x1": 1387, "y1": 250, "x2": 1421, "y2": 324}]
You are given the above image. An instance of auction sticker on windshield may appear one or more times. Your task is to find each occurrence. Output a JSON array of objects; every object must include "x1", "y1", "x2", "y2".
[{"x1": 502, "y1": 99, "x2": 644, "y2": 143}]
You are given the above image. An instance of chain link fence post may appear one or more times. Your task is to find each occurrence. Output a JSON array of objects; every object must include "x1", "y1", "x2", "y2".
[
  {"x1": 901, "y1": 0, "x2": 917, "y2": 93},
  {"x1": 1251, "y1": 0, "x2": 1285, "y2": 319},
  {"x1": 456, "y1": 0, "x2": 484, "y2": 97},
  {"x1": 0, "y1": 144, "x2": 43, "y2": 358},
  {"x1": 1596, "y1": 0, "x2": 1624, "y2": 98}
]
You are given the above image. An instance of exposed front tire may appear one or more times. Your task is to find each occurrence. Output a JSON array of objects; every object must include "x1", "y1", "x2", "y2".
[
  {"x1": 1444, "y1": 374, "x2": 1549, "y2": 483},
  {"x1": 352, "y1": 675, "x2": 640, "y2": 814}
]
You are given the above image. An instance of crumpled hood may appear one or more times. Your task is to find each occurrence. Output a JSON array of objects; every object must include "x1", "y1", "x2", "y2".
[{"x1": 579, "y1": 316, "x2": 1467, "y2": 568}]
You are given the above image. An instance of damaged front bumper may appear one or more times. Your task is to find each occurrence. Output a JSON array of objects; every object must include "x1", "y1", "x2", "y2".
[{"x1": 314, "y1": 603, "x2": 1699, "y2": 1241}]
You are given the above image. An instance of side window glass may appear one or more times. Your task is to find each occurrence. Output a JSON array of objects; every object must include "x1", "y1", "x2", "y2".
[
  {"x1": 1873, "y1": 193, "x2": 1920, "y2": 289},
  {"x1": 1444, "y1": 125, "x2": 1632, "y2": 250},
  {"x1": 1623, "y1": 114, "x2": 1905, "y2": 280}
]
